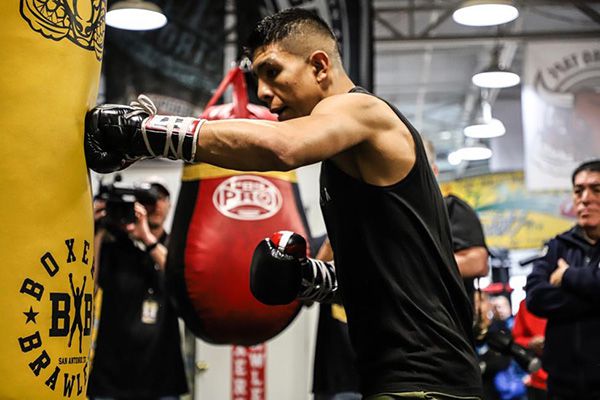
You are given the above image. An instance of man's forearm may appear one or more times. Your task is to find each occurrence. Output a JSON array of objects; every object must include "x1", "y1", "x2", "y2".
[
  {"x1": 526, "y1": 266, "x2": 598, "y2": 318},
  {"x1": 561, "y1": 266, "x2": 600, "y2": 302},
  {"x1": 454, "y1": 246, "x2": 489, "y2": 278},
  {"x1": 143, "y1": 237, "x2": 167, "y2": 271}
]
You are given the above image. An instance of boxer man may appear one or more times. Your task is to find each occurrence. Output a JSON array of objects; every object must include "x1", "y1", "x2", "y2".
[{"x1": 85, "y1": 8, "x2": 482, "y2": 399}]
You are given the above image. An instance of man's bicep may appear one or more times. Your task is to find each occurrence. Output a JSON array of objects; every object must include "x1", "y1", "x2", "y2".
[
  {"x1": 280, "y1": 111, "x2": 373, "y2": 165},
  {"x1": 296, "y1": 94, "x2": 389, "y2": 160}
]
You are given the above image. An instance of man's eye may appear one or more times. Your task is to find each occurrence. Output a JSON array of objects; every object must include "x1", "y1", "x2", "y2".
[{"x1": 265, "y1": 68, "x2": 278, "y2": 79}]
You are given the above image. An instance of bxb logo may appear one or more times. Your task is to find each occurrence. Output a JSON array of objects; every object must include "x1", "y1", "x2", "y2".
[{"x1": 18, "y1": 238, "x2": 93, "y2": 396}]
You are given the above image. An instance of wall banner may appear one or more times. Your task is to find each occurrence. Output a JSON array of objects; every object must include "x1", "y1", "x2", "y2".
[
  {"x1": 441, "y1": 171, "x2": 574, "y2": 249},
  {"x1": 232, "y1": 345, "x2": 266, "y2": 400},
  {"x1": 522, "y1": 41, "x2": 600, "y2": 190}
]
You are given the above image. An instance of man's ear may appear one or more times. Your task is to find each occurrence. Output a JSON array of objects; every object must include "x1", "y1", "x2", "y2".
[
  {"x1": 309, "y1": 51, "x2": 330, "y2": 83},
  {"x1": 432, "y1": 163, "x2": 439, "y2": 177}
]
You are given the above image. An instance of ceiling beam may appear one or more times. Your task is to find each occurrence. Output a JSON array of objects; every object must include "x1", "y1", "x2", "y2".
[
  {"x1": 418, "y1": 8, "x2": 454, "y2": 37},
  {"x1": 375, "y1": 13, "x2": 404, "y2": 38},
  {"x1": 375, "y1": 29, "x2": 600, "y2": 45},
  {"x1": 570, "y1": 0, "x2": 600, "y2": 24},
  {"x1": 373, "y1": 0, "x2": 600, "y2": 13}
]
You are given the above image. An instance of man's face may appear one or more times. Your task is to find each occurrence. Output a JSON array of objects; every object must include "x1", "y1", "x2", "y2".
[
  {"x1": 252, "y1": 43, "x2": 322, "y2": 121},
  {"x1": 145, "y1": 194, "x2": 170, "y2": 230},
  {"x1": 473, "y1": 292, "x2": 492, "y2": 329},
  {"x1": 491, "y1": 296, "x2": 512, "y2": 321},
  {"x1": 573, "y1": 170, "x2": 600, "y2": 230}
]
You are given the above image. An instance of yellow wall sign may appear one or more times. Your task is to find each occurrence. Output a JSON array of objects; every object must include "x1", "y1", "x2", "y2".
[{"x1": 440, "y1": 171, "x2": 574, "y2": 249}]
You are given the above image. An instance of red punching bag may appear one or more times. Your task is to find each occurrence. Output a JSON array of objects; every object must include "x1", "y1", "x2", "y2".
[{"x1": 167, "y1": 67, "x2": 309, "y2": 345}]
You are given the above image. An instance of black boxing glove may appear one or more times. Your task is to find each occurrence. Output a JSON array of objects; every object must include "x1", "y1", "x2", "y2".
[
  {"x1": 250, "y1": 231, "x2": 338, "y2": 305},
  {"x1": 84, "y1": 95, "x2": 204, "y2": 173}
]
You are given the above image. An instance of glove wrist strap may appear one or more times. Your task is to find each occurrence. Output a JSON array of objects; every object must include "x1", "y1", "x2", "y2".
[
  {"x1": 299, "y1": 259, "x2": 338, "y2": 302},
  {"x1": 141, "y1": 115, "x2": 204, "y2": 162},
  {"x1": 128, "y1": 94, "x2": 203, "y2": 163}
]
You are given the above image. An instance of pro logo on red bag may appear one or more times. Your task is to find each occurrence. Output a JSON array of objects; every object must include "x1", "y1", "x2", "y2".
[{"x1": 212, "y1": 175, "x2": 282, "y2": 221}]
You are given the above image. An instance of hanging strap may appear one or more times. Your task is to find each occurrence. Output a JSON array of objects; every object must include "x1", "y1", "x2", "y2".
[{"x1": 203, "y1": 66, "x2": 250, "y2": 118}]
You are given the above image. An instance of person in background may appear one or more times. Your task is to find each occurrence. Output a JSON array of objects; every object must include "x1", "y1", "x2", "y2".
[
  {"x1": 486, "y1": 293, "x2": 526, "y2": 400},
  {"x1": 526, "y1": 159, "x2": 600, "y2": 400},
  {"x1": 490, "y1": 295, "x2": 514, "y2": 330},
  {"x1": 512, "y1": 299, "x2": 548, "y2": 400},
  {"x1": 310, "y1": 235, "x2": 361, "y2": 400},
  {"x1": 88, "y1": 177, "x2": 188, "y2": 400},
  {"x1": 424, "y1": 140, "x2": 489, "y2": 304},
  {"x1": 473, "y1": 291, "x2": 512, "y2": 400}
]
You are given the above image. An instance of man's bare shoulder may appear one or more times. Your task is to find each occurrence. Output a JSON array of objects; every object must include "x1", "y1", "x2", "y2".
[
  {"x1": 309, "y1": 91, "x2": 415, "y2": 185},
  {"x1": 312, "y1": 91, "x2": 402, "y2": 131}
]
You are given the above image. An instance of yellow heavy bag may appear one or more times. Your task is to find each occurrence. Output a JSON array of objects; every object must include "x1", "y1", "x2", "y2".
[
  {"x1": 0, "y1": 2, "x2": 104, "y2": 399},
  {"x1": 167, "y1": 67, "x2": 307, "y2": 345}
]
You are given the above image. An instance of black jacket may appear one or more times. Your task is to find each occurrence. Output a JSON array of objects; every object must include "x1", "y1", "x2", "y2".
[{"x1": 525, "y1": 226, "x2": 600, "y2": 398}]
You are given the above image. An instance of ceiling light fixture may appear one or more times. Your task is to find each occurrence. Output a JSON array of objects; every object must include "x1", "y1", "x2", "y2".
[
  {"x1": 454, "y1": 144, "x2": 493, "y2": 161},
  {"x1": 464, "y1": 118, "x2": 505, "y2": 138},
  {"x1": 106, "y1": 0, "x2": 167, "y2": 31},
  {"x1": 447, "y1": 151, "x2": 463, "y2": 166},
  {"x1": 472, "y1": 46, "x2": 521, "y2": 88},
  {"x1": 449, "y1": 138, "x2": 493, "y2": 163},
  {"x1": 453, "y1": 0, "x2": 519, "y2": 27},
  {"x1": 464, "y1": 99, "x2": 506, "y2": 138}
]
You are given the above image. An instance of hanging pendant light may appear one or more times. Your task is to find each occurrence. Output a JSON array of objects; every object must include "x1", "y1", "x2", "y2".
[
  {"x1": 447, "y1": 150, "x2": 463, "y2": 166},
  {"x1": 453, "y1": 0, "x2": 519, "y2": 27},
  {"x1": 106, "y1": 0, "x2": 168, "y2": 31},
  {"x1": 464, "y1": 99, "x2": 506, "y2": 138},
  {"x1": 472, "y1": 46, "x2": 520, "y2": 89},
  {"x1": 450, "y1": 140, "x2": 493, "y2": 162}
]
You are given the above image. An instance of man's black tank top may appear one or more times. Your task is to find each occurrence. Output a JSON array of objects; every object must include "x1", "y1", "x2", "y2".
[{"x1": 319, "y1": 87, "x2": 482, "y2": 397}]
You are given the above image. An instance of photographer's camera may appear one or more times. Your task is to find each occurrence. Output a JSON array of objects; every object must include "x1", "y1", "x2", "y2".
[{"x1": 96, "y1": 174, "x2": 161, "y2": 227}]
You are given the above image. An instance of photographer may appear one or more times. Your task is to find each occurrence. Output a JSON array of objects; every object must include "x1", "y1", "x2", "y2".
[
  {"x1": 88, "y1": 176, "x2": 188, "y2": 400},
  {"x1": 474, "y1": 291, "x2": 514, "y2": 400}
]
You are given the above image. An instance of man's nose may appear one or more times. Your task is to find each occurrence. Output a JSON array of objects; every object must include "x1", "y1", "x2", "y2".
[
  {"x1": 579, "y1": 187, "x2": 595, "y2": 203},
  {"x1": 257, "y1": 81, "x2": 273, "y2": 105},
  {"x1": 582, "y1": 189, "x2": 589, "y2": 200},
  {"x1": 582, "y1": 187, "x2": 592, "y2": 199}
]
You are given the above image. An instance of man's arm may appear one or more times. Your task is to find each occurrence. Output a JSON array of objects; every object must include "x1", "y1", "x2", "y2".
[
  {"x1": 250, "y1": 231, "x2": 339, "y2": 305},
  {"x1": 525, "y1": 245, "x2": 597, "y2": 318},
  {"x1": 85, "y1": 93, "x2": 415, "y2": 186},
  {"x1": 316, "y1": 237, "x2": 333, "y2": 262},
  {"x1": 128, "y1": 203, "x2": 167, "y2": 270},
  {"x1": 446, "y1": 195, "x2": 489, "y2": 278},
  {"x1": 146, "y1": 242, "x2": 167, "y2": 271},
  {"x1": 195, "y1": 93, "x2": 407, "y2": 172},
  {"x1": 454, "y1": 246, "x2": 489, "y2": 278},
  {"x1": 556, "y1": 258, "x2": 600, "y2": 302}
]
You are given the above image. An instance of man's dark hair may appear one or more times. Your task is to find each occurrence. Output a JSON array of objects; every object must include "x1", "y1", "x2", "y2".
[
  {"x1": 244, "y1": 8, "x2": 337, "y2": 57},
  {"x1": 572, "y1": 159, "x2": 600, "y2": 184}
]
